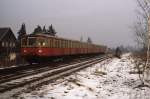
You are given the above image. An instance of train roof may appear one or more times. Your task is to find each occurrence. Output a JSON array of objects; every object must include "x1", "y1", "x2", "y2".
[{"x1": 24, "y1": 33, "x2": 107, "y2": 48}]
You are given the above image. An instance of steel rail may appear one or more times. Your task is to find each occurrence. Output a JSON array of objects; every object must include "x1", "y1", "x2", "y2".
[{"x1": 0, "y1": 54, "x2": 112, "y2": 93}]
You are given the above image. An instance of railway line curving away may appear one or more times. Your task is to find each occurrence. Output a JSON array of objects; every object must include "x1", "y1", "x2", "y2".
[{"x1": 0, "y1": 54, "x2": 112, "y2": 98}]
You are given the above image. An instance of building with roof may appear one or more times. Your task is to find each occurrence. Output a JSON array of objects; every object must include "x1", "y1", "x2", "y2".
[{"x1": 0, "y1": 27, "x2": 17, "y2": 57}]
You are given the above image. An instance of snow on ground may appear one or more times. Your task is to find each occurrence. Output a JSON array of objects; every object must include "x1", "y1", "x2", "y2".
[{"x1": 17, "y1": 53, "x2": 150, "y2": 99}]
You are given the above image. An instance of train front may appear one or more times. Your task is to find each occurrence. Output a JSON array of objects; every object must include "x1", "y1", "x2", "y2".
[{"x1": 21, "y1": 35, "x2": 48, "y2": 63}]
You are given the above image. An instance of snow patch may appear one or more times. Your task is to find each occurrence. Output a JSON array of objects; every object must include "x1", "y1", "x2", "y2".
[{"x1": 4, "y1": 53, "x2": 150, "y2": 99}]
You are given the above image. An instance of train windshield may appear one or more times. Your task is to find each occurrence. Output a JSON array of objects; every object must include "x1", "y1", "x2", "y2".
[
  {"x1": 37, "y1": 38, "x2": 46, "y2": 46},
  {"x1": 28, "y1": 37, "x2": 37, "y2": 46}
]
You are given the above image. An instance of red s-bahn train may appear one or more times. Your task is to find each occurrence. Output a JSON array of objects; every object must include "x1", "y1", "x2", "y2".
[{"x1": 21, "y1": 34, "x2": 107, "y2": 63}]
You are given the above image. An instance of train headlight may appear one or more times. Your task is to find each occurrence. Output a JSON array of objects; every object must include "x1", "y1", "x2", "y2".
[
  {"x1": 38, "y1": 49, "x2": 42, "y2": 53},
  {"x1": 23, "y1": 50, "x2": 27, "y2": 53},
  {"x1": 43, "y1": 42, "x2": 46, "y2": 46}
]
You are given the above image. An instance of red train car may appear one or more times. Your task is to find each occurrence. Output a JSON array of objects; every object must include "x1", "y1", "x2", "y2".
[{"x1": 21, "y1": 34, "x2": 107, "y2": 63}]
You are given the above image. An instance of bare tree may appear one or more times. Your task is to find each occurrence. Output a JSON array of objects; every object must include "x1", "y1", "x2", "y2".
[
  {"x1": 133, "y1": 0, "x2": 150, "y2": 87},
  {"x1": 17, "y1": 23, "x2": 27, "y2": 52},
  {"x1": 80, "y1": 36, "x2": 83, "y2": 42},
  {"x1": 87, "y1": 37, "x2": 92, "y2": 44},
  {"x1": 134, "y1": 0, "x2": 150, "y2": 49},
  {"x1": 18, "y1": 23, "x2": 26, "y2": 41},
  {"x1": 47, "y1": 24, "x2": 57, "y2": 36}
]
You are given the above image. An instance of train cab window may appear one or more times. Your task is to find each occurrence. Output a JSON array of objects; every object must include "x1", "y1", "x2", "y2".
[
  {"x1": 21, "y1": 38, "x2": 27, "y2": 46},
  {"x1": 28, "y1": 38, "x2": 36, "y2": 46}
]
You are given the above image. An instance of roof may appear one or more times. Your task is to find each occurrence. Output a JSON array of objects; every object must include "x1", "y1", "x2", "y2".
[{"x1": 0, "y1": 27, "x2": 14, "y2": 41}]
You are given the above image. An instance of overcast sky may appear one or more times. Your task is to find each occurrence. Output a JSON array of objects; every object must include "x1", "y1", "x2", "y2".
[{"x1": 0, "y1": 0, "x2": 138, "y2": 48}]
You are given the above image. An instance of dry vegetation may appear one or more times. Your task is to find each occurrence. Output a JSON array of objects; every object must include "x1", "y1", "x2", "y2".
[{"x1": 132, "y1": 52, "x2": 150, "y2": 88}]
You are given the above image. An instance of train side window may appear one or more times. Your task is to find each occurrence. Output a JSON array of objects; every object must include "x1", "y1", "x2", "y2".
[
  {"x1": 55, "y1": 39, "x2": 57, "y2": 48},
  {"x1": 72, "y1": 41, "x2": 74, "y2": 48},
  {"x1": 49, "y1": 39, "x2": 51, "y2": 47},
  {"x1": 68, "y1": 41, "x2": 69, "y2": 48},
  {"x1": 51, "y1": 39, "x2": 53, "y2": 48},
  {"x1": 74, "y1": 42, "x2": 76, "y2": 48},
  {"x1": 76, "y1": 42, "x2": 77, "y2": 48},
  {"x1": 59, "y1": 40, "x2": 61, "y2": 48},
  {"x1": 71, "y1": 41, "x2": 72, "y2": 48},
  {"x1": 59, "y1": 40, "x2": 60, "y2": 48},
  {"x1": 57, "y1": 40, "x2": 59, "y2": 48},
  {"x1": 53, "y1": 39, "x2": 55, "y2": 48},
  {"x1": 66, "y1": 40, "x2": 68, "y2": 48},
  {"x1": 76, "y1": 42, "x2": 78, "y2": 48},
  {"x1": 79, "y1": 43, "x2": 80, "y2": 48},
  {"x1": 68, "y1": 40, "x2": 70, "y2": 48},
  {"x1": 56, "y1": 40, "x2": 58, "y2": 48},
  {"x1": 67, "y1": 41, "x2": 69, "y2": 48},
  {"x1": 63, "y1": 40, "x2": 65, "y2": 48},
  {"x1": 69, "y1": 40, "x2": 70, "y2": 48},
  {"x1": 61, "y1": 40, "x2": 63, "y2": 48},
  {"x1": 70, "y1": 41, "x2": 72, "y2": 48},
  {"x1": 64, "y1": 40, "x2": 66, "y2": 48},
  {"x1": 65, "y1": 40, "x2": 67, "y2": 48},
  {"x1": 74, "y1": 42, "x2": 75, "y2": 48},
  {"x1": 67, "y1": 40, "x2": 69, "y2": 48}
]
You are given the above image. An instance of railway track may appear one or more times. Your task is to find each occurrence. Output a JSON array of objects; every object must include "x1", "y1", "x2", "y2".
[
  {"x1": 0, "y1": 56, "x2": 95, "y2": 84},
  {"x1": 0, "y1": 54, "x2": 112, "y2": 95}
]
